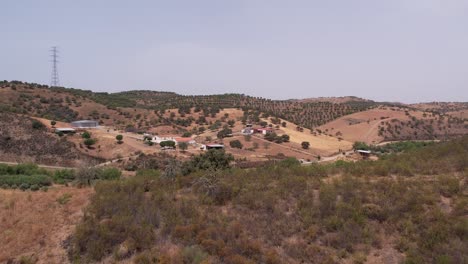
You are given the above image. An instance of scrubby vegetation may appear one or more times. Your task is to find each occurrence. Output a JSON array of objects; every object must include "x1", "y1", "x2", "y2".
[
  {"x1": 0, "y1": 163, "x2": 122, "y2": 190},
  {"x1": 0, "y1": 112, "x2": 101, "y2": 166},
  {"x1": 69, "y1": 137, "x2": 467, "y2": 263},
  {"x1": 377, "y1": 111, "x2": 467, "y2": 141},
  {"x1": 0, "y1": 163, "x2": 52, "y2": 190}
]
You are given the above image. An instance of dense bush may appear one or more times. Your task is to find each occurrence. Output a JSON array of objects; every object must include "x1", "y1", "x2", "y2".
[
  {"x1": 31, "y1": 120, "x2": 45, "y2": 130},
  {"x1": 229, "y1": 139, "x2": 243, "y2": 149},
  {"x1": 182, "y1": 150, "x2": 234, "y2": 175},
  {"x1": 75, "y1": 166, "x2": 122, "y2": 186},
  {"x1": 0, "y1": 174, "x2": 52, "y2": 189},
  {"x1": 0, "y1": 163, "x2": 53, "y2": 190},
  {"x1": 97, "y1": 167, "x2": 121, "y2": 180},
  {"x1": 160, "y1": 140, "x2": 176, "y2": 148},
  {"x1": 53, "y1": 169, "x2": 76, "y2": 184}
]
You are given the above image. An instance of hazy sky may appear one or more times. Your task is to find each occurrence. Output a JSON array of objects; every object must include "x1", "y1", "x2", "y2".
[{"x1": 2, "y1": 0, "x2": 468, "y2": 102}]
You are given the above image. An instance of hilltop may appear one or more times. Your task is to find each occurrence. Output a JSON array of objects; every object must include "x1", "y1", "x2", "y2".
[{"x1": 291, "y1": 96, "x2": 373, "y2": 104}]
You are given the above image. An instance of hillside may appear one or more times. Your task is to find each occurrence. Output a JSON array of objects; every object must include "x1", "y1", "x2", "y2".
[
  {"x1": 318, "y1": 106, "x2": 468, "y2": 144},
  {"x1": 0, "y1": 112, "x2": 100, "y2": 166},
  {"x1": 0, "y1": 81, "x2": 375, "y2": 130}
]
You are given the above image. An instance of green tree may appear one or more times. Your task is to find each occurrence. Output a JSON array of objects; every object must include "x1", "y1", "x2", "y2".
[
  {"x1": 217, "y1": 128, "x2": 232, "y2": 139},
  {"x1": 116, "y1": 134, "x2": 123, "y2": 144},
  {"x1": 82, "y1": 131, "x2": 91, "y2": 139},
  {"x1": 178, "y1": 142, "x2": 188, "y2": 152},
  {"x1": 281, "y1": 134, "x2": 290, "y2": 142},
  {"x1": 160, "y1": 140, "x2": 176, "y2": 148},
  {"x1": 51, "y1": 120, "x2": 57, "y2": 127},
  {"x1": 83, "y1": 138, "x2": 96, "y2": 148},
  {"x1": 301, "y1": 141, "x2": 310, "y2": 149},
  {"x1": 229, "y1": 139, "x2": 243, "y2": 149},
  {"x1": 265, "y1": 132, "x2": 277, "y2": 142},
  {"x1": 182, "y1": 131, "x2": 192, "y2": 137}
]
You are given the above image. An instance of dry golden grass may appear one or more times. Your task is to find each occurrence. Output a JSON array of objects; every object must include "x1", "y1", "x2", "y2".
[
  {"x1": 0, "y1": 186, "x2": 93, "y2": 264},
  {"x1": 318, "y1": 106, "x2": 430, "y2": 144},
  {"x1": 263, "y1": 119, "x2": 353, "y2": 155}
]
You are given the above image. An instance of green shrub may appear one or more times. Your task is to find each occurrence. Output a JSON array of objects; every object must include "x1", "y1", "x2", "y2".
[
  {"x1": 229, "y1": 139, "x2": 243, "y2": 149},
  {"x1": 57, "y1": 193, "x2": 72, "y2": 205},
  {"x1": 83, "y1": 138, "x2": 96, "y2": 148},
  {"x1": 97, "y1": 167, "x2": 121, "y2": 180},
  {"x1": 160, "y1": 140, "x2": 176, "y2": 148},
  {"x1": 53, "y1": 169, "x2": 75, "y2": 183},
  {"x1": 32, "y1": 120, "x2": 45, "y2": 129},
  {"x1": 19, "y1": 183, "x2": 30, "y2": 191},
  {"x1": 81, "y1": 131, "x2": 91, "y2": 139},
  {"x1": 0, "y1": 174, "x2": 52, "y2": 188}
]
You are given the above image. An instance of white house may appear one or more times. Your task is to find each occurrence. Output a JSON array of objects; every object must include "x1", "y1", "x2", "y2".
[
  {"x1": 151, "y1": 136, "x2": 176, "y2": 144},
  {"x1": 256, "y1": 128, "x2": 274, "y2": 135},
  {"x1": 151, "y1": 136, "x2": 196, "y2": 146}
]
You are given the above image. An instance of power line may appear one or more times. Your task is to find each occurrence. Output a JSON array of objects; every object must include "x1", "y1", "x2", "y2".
[{"x1": 50, "y1": 46, "x2": 60, "y2": 87}]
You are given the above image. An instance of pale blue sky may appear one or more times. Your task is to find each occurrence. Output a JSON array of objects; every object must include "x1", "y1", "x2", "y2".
[{"x1": 2, "y1": 0, "x2": 467, "y2": 102}]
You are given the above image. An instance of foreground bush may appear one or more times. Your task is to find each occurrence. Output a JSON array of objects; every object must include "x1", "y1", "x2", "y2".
[
  {"x1": 69, "y1": 137, "x2": 468, "y2": 262},
  {"x1": 0, "y1": 174, "x2": 52, "y2": 189}
]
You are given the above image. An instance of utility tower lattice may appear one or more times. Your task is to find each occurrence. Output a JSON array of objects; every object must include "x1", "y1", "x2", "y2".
[{"x1": 50, "y1": 46, "x2": 60, "y2": 87}]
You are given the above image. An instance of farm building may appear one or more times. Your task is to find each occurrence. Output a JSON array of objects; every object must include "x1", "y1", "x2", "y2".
[
  {"x1": 71, "y1": 120, "x2": 99, "y2": 128},
  {"x1": 357, "y1": 150, "x2": 371, "y2": 159},
  {"x1": 256, "y1": 128, "x2": 274, "y2": 135},
  {"x1": 151, "y1": 136, "x2": 195, "y2": 146},
  {"x1": 151, "y1": 136, "x2": 176, "y2": 144},
  {"x1": 54, "y1": 128, "x2": 76, "y2": 134},
  {"x1": 200, "y1": 144, "x2": 225, "y2": 150},
  {"x1": 241, "y1": 127, "x2": 254, "y2": 135}
]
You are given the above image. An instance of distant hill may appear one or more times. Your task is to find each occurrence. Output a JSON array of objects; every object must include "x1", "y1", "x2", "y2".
[
  {"x1": 0, "y1": 81, "x2": 376, "y2": 129},
  {"x1": 291, "y1": 96, "x2": 373, "y2": 104},
  {"x1": 410, "y1": 102, "x2": 468, "y2": 113},
  {"x1": 319, "y1": 105, "x2": 468, "y2": 144}
]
